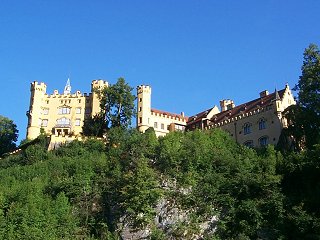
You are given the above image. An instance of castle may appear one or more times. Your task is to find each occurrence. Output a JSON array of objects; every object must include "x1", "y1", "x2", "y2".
[
  {"x1": 26, "y1": 79, "x2": 108, "y2": 147},
  {"x1": 136, "y1": 85, "x2": 188, "y2": 137},
  {"x1": 27, "y1": 79, "x2": 296, "y2": 148},
  {"x1": 137, "y1": 84, "x2": 296, "y2": 147}
]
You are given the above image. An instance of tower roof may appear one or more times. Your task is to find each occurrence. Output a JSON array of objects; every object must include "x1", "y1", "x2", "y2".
[
  {"x1": 274, "y1": 88, "x2": 281, "y2": 100},
  {"x1": 64, "y1": 78, "x2": 71, "y2": 94}
]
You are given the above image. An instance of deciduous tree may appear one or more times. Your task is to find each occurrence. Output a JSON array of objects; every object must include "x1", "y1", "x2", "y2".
[
  {"x1": 0, "y1": 115, "x2": 18, "y2": 156},
  {"x1": 98, "y1": 77, "x2": 136, "y2": 129}
]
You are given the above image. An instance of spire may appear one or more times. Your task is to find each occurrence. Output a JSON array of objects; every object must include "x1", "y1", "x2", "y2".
[
  {"x1": 64, "y1": 77, "x2": 71, "y2": 95},
  {"x1": 274, "y1": 88, "x2": 280, "y2": 101}
]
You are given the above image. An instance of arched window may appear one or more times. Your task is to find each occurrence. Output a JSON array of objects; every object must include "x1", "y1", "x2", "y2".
[
  {"x1": 57, "y1": 117, "x2": 70, "y2": 125},
  {"x1": 243, "y1": 122, "x2": 252, "y2": 135},
  {"x1": 258, "y1": 118, "x2": 266, "y2": 130},
  {"x1": 259, "y1": 136, "x2": 269, "y2": 147},
  {"x1": 244, "y1": 140, "x2": 253, "y2": 148}
]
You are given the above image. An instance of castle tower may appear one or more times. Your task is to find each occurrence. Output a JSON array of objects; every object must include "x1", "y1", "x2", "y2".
[
  {"x1": 91, "y1": 80, "x2": 109, "y2": 116},
  {"x1": 137, "y1": 85, "x2": 151, "y2": 133},
  {"x1": 220, "y1": 99, "x2": 235, "y2": 111},
  {"x1": 26, "y1": 81, "x2": 47, "y2": 139},
  {"x1": 273, "y1": 88, "x2": 283, "y2": 118}
]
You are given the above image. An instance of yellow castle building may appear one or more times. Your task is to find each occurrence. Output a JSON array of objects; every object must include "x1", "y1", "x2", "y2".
[
  {"x1": 137, "y1": 84, "x2": 296, "y2": 147},
  {"x1": 26, "y1": 79, "x2": 108, "y2": 147},
  {"x1": 26, "y1": 79, "x2": 296, "y2": 148},
  {"x1": 137, "y1": 85, "x2": 188, "y2": 137}
]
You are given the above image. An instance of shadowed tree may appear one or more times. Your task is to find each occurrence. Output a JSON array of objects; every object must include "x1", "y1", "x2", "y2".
[
  {"x1": 0, "y1": 115, "x2": 18, "y2": 156},
  {"x1": 295, "y1": 44, "x2": 320, "y2": 116},
  {"x1": 280, "y1": 44, "x2": 320, "y2": 150}
]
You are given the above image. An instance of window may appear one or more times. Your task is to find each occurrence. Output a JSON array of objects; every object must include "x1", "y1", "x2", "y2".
[
  {"x1": 46, "y1": 100, "x2": 49, "y2": 104},
  {"x1": 75, "y1": 119, "x2": 81, "y2": 126},
  {"x1": 259, "y1": 136, "x2": 269, "y2": 147},
  {"x1": 243, "y1": 122, "x2": 251, "y2": 135},
  {"x1": 85, "y1": 108, "x2": 92, "y2": 114},
  {"x1": 58, "y1": 107, "x2": 71, "y2": 114},
  {"x1": 139, "y1": 98, "x2": 142, "y2": 102},
  {"x1": 175, "y1": 125, "x2": 185, "y2": 131},
  {"x1": 266, "y1": 105, "x2": 272, "y2": 111},
  {"x1": 78, "y1": 99, "x2": 81, "y2": 103},
  {"x1": 43, "y1": 108, "x2": 49, "y2": 115},
  {"x1": 76, "y1": 107, "x2": 81, "y2": 114},
  {"x1": 161, "y1": 123, "x2": 164, "y2": 130},
  {"x1": 139, "y1": 107, "x2": 142, "y2": 112},
  {"x1": 57, "y1": 117, "x2": 70, "y2": 125},
  {"x1": 41, "y1": 119, "x2": 48, "y2": 127},
  {"x1": 258, "y1": 118, "x2": 266, "y2": 130},
  {"x1": 139, "y1": 117, "x2": 142, "y2": 124},
  {"x1": 244, "y1": 140, "x2": 253, "y2": 148},
  {"x1": 154, "y1": 122, "x2": 158, "y2": 128}
]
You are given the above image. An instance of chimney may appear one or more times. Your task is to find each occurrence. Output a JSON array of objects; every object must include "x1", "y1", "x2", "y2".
[
  {"x1": 220, "y1": 99, "x2": 235, "y2": 112},
  {"x1": 260, "y1": 90, "x2": 269, "y2": 98},
  {"x1": 181, "y1": 112, "x2": 185, "y2": 117}
]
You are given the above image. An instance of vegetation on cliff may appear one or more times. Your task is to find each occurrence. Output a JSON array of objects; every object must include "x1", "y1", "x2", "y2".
[{"x1": 0, "y1": 128, "x2": 319, "y2": 239}]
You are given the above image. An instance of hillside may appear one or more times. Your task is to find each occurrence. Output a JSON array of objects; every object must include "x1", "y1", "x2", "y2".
[{"x1": 0, "y1": 128, "x2": 319, "y2": 239}]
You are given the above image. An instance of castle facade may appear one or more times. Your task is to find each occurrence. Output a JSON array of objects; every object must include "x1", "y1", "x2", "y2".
[
  {"x1": 137, "y1": 84, "x2": 296, "y2": 147},
  {"x1": 26, "y1": 79, "x2": 108, "y2": 146},
  {"x1": 136, "y1": 85, "x2": 188, "y2": 137},
  {"x1": 26, "y1": 79, "x2": 296, "y2": 148}
]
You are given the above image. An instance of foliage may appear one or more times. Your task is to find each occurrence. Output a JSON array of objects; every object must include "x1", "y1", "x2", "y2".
[
  {"x1": 284, "y1": 44, "x2": 320, "y2": 150},
  {"x1": 0, "y1": 127, "x2": 319, "y2": 239},
  {"x1": 280, "y1": 105, "x2": 320, "y2": 151},
  {"x1": 0, "y1": 115, "x2": 18, "y2": 156},
  {"x1": 82, "y1": 77, "x2": 135, "y2": 136},
  {"x1": 295, "y1": 44, "x2": 320, "y2": 115},
  {"x1": 98, "y1": 77, "x2": 136, "y2": 129},
  {"x1": 82, "y1": 114, "x2": 106, "y2": 137},
  {"x1": 279, "y1": 145, "x2": 320, "y2": 239}
]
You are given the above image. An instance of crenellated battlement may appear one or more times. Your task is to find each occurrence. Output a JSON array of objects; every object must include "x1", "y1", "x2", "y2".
[
  {"x1": 31, "y1": 81, "x2": 47, "y2": 92},
  {"x1": 91, "y1": 79, "x2": 108, "y2": 91},
  {"x1": 45, "y1": 91, "x2": 92, "y2": 98},
  {"x1": 137, "y1": 85, "x2": 151, "y2": 94}
]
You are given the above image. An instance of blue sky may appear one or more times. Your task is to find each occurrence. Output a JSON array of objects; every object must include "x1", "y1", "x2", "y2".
[{"x1": 0, "y1": 0, "x2": 319, "y2": 142}]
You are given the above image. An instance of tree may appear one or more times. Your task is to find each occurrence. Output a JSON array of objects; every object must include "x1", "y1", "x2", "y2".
[
  {"x1": 281, "y1": 44, "x2": 320, "y2": 150},
  {"x1": 82, "y1": 114, "x2": 106, "y2": 137},
  {"x1": 98, "y1": 77, "x2": 136, "y2": 129},
  {"x1": 295, "y1": 44, "x2": 320, "y2": 116},
  {"x1": 0, "y1": 115, "x2": 18, "y2": 156}
]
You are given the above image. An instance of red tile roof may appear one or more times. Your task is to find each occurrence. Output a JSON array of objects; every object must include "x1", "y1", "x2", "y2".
[
  {"x1": 187, "y1": 107, "x2": 214, "y2": 124},
  {"x1": 187, "y1": 89, "x2": 286, "y2": 126},
  {"x1": 151, "y1": 108, "x2": 188, "y2": 121}
]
